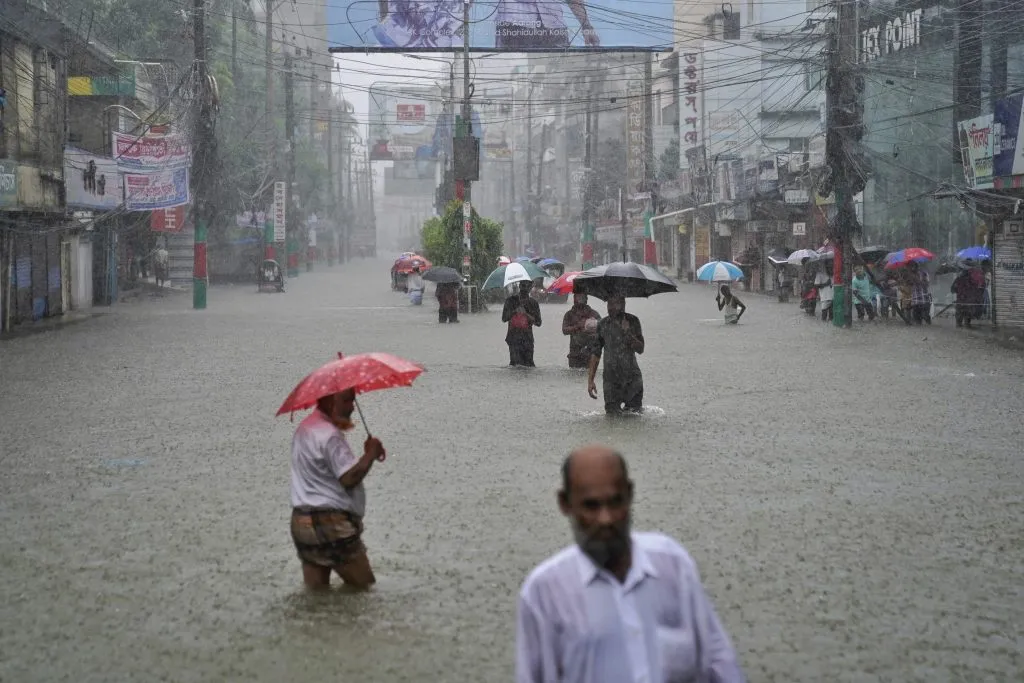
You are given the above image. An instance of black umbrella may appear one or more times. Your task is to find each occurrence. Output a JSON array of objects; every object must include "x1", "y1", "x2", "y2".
[
  {"x1": 857, "y1": 245, "x2": 889, "y2": 264},
  {"x1": 422, "y1": 266, "x2": 462, "y2": 284},
  {"x1": 573, "y1": 261, "x2": 678, "y2": 300}
]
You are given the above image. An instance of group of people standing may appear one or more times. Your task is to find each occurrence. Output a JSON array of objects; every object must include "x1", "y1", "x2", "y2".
[
  {"x1": 500, "y1": 282, "x2": 647, "y2": 415},
  {"x1": 807, "y1": 262, "x2": 934, "y2": 324}
]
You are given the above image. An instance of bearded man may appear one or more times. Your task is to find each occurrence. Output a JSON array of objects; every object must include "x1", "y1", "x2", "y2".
[
  {"x1": 289, "y1": 388, "x2": 386, "y2": 589},
  {"x1": 516, "y1": 445, "x2": 746, "y2": 683}
]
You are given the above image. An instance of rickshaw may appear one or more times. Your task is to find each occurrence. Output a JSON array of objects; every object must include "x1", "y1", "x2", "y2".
[{"x1": 258, "y1": 259, "x2": 285, "y2": 293}]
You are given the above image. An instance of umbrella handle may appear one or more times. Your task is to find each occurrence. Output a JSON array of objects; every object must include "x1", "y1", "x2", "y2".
[{"x1": 354, "y1": 396, "x2": 372, "y2": 438}]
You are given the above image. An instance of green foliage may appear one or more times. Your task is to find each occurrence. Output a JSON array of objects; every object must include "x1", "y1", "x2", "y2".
[
  {"x1": 420, "y1": 201, "x2": 504, "y2": 285},
  {"x1": 658, "y1": 138, "x2": 680, "y2": 182}
]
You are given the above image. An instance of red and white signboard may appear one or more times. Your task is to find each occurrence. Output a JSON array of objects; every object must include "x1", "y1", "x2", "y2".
[
  {"x1": 112, "y1": 131, "x2": 191, "y2": 170},
  {"x1": 396, "y1": 104, "x2": 426, "y2": 123},
  {"x1": 151, "y1": 205, "x2": 186, "y2": 233}
]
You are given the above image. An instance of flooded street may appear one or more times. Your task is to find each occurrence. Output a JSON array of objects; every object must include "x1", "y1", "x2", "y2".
[{"x1": 2, "y1": 258, "x2": 1022, "y2": 682}]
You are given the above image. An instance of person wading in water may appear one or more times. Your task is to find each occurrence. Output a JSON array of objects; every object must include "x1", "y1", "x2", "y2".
[
  {"x1": 502, "y1": 280, "x2": 542, "y2": 367},
  {"x1": 561, "y1": 292, "x2": 601, "y2": 369},
  {"x1": 289, "y1": 389, "x2": 386, "y2": 589},
  {"x1": 587, "y1": 294, "x2": 644, "y2": 414}
]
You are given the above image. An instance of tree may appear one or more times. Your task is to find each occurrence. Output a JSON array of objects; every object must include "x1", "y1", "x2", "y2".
[
  {"x1": 658, "y1": 138, "x2": 680, "y2": 182},
  {"x1": 420, "y1": 201, "x2": 504, "y2": 286}
]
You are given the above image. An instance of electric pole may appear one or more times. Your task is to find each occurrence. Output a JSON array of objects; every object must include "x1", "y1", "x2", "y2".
[
  {"x1": 460, "y1": 0, "x2": 473, "y2": 286},
  {"x1": 191, "y1": 0, "x2": 213, "y2": 310},
  {"x1": 823, "y1": 0, "x2": 866, "y2": 327},
  {"x1": 285, "y1": 53, "x2": 298, "y2": 278},
  {"x1": 265, "y1": 0, "x2": 276, "y2": 261}
]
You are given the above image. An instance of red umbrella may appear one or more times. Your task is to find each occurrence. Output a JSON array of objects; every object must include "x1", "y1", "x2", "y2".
[
  {"x1": 546, "y1": 270, "x2": 584, "y2": 296},
  {"x1": 276, "y1": 352, "x2": 425, "y2": 434},
  {"x1": 884, "y1": 248, "x2": 934, "y2": 270}
]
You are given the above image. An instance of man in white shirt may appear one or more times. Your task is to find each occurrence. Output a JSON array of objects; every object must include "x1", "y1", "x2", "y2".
[
  {"x1": 516, "y1": 445, "x2": 745, "y2": 683},
  {"x1": 290, "y1": 389, "x2": 386, "y2": 589},
  {"x1": 814, "y1": 264, "x2": 834, "y2": 322}
]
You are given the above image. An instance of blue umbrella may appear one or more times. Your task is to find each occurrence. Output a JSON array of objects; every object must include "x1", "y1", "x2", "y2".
[
  {"x1": 538, "y1": 258, "x2": 563, "y2": 268},
  {"x1": 956, "y1": 246, "x2": 991, "y2": 261},
  {"x1": 696, "y1": 261, "x2": 744, "y2": 282}
]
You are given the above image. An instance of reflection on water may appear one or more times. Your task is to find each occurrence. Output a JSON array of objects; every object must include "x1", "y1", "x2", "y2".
[{"x1": 571, "y1": 405, "x2": 667, "y2": 420}]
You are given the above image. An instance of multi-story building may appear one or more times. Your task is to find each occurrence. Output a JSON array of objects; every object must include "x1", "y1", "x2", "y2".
[
  {"x1": 1, "y1": 0, "x2": 155, "y2": 331},
  {"x1": 662, "y1": 0, "x2": 828, "y2": 285}
]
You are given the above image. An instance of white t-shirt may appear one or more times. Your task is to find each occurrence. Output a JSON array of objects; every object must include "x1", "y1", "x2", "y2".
[
  {"x1": 407, "y1": 273, "x2": 424, "y2": 290},
  {"x1": 814, "y1": 271, "x2": 833, "y2": 302},
  {"x1": 290, "y1": 410, "x2": 365, "y2": 514}
]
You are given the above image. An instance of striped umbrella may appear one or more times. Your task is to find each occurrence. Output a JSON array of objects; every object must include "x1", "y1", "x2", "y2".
[{"x1": 696, "y1": 261, "x2": 744, "y2": 282}]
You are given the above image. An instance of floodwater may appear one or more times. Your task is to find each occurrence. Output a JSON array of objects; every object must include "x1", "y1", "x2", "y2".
[{"x1": 1, "y1": 258, "x2": 1022, "y2": 682}]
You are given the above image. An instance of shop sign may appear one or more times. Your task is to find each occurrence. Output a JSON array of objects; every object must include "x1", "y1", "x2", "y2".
[
  {"x1": 958, "y1": 114, "x2": 995, "y2": 189},
  {"x1": 681, "y1": 51, "x2": 703, "y2": 149},
  {"x1": 860, "y1": 9, "x2": 923, "y2": 62},
  {"x1": 792, "y1": 222, "x2": 807, "y2": 236},
  {"x1": 784, "y1": 189, "x2": 810, "y2": 205}
]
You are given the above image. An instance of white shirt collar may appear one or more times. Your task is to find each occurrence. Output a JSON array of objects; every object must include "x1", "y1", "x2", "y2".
[{"x1": 574, "y1": 533, "x2": 658, "y2": 590}]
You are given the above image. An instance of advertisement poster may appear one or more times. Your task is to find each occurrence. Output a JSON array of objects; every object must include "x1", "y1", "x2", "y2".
[
  {"x1": 64, "y1": 147, "x2": 124, "y2": 209},
  {"x1": 327, "y1": 0, "x2": 674, "y2": 49},
  {"x1": 151, "y1": 206, "x2": 187, "y2": 233},
  {"x1": 369, "y1": 85, "x2": 442, "y2": 161},
  {"x1": 124, "y1": 168, "x2": 190, "y2": 211},
  {"x1": 993, "y1": 94, "x2": 1024, "y2": 179},
  {"x1": 112, "y1": 131, "x2": 191, "y2": 170},
  {"x1": 958, "y1": 114, "x2": 994, "y2": 189}
]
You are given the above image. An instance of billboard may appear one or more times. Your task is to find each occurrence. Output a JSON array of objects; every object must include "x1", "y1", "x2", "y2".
[
  {"x1": 994, "y1": 94, "x2": 1024, "y2": 179},
  {"x1": 327, "y1": 0, "x2": 674, "y2": 50},
  {"x1": 64, "y1": 147, "x2": 123, "y2": 209},
  {"x1": 368, "y1": 85, "x2": 441, "y2": 161}
]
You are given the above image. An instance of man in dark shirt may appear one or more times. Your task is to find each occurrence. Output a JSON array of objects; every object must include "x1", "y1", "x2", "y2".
[
  {"x1": 561, "y1": 292, "x2": 601, "y2": 369},
  {"x1": 587, "y1": 294, "x2": 644, "y2": 413},
  {"x1": 502, "y1": 281, "x2": 542, "y2": 367}
]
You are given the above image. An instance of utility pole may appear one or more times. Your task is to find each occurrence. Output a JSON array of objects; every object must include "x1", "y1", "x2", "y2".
[
  {"x1": 191, "y1": 0, "x2": 212, "y2": 310},
  {"x1": 231, "y1": 2, "x2": 238, "y2": 86},
  {"x1": 459, "y1": 0, "x2": 473, "y2": 284},
  {"x1": 264, "y1": 0, "x2": 276, "y2": 261},
  {"x1": 307, "y1": 68, "x2": 317, "y2": 272},
  {"x1": 525, "y1": 86, "x2": 533, "y2": 251},
  {"x1": 285, "y1": 53, "x2": 298, "y2": 278},
  {"x1": 327, "y1": 94, "x2": 336, "y2": 266},
  {"x1": 824, "y1": 0, "x2": 866, "y2": 327},
  {"x1": 536, "y1": 121, "x2": 548, "y2": 253},
  {"x1": 581, "y1": 86, "x2": 595, "y2": 269}
]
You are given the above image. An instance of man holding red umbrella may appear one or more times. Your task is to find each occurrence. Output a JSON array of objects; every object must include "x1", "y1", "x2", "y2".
[{"x1": 289, "y1": 388, "x2": 386, "y2": 590}]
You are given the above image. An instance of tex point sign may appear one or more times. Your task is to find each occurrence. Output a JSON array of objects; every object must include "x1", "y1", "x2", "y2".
[{"x1": 327, "y1": 0, "x2": 674, "y2": 50}]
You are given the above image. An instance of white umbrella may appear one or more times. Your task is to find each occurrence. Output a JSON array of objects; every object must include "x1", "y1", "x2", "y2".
[
  {"x1": 787, "y1": 249, "x2": 820, "y2": 266},
  {"x1": 501, "y1": 261, "x2": 533, "y2": 287}
]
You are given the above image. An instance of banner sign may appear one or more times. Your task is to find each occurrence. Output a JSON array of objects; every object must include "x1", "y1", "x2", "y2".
[
  {"x1": 64, "y1": 147, "x2": 123, "y2": 209},
  {"x1": 328, "y1": 0, "x2": 674, "y2": 49},
  {"x1": 112, "y1": 131, "x2": 191, "y2": 170},
  {"x1": 151, "y1": 206, "x2": 187, "y2": 233},
  {"x1": 958, "y1": 114, "x2": 995, "y2": 189},
  {"x1": 124, "y1": 168, "x2": 189, "y2": 211}
]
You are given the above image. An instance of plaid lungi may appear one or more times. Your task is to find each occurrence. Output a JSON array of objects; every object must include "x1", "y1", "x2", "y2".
[{"x1": 290, "y1": 507, "x2": 366, "y2": 568}]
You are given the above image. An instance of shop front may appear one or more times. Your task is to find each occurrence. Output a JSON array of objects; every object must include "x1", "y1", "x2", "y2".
[{"x1": 992, "y1": 218, "x2": 1024, "y2": 328}]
